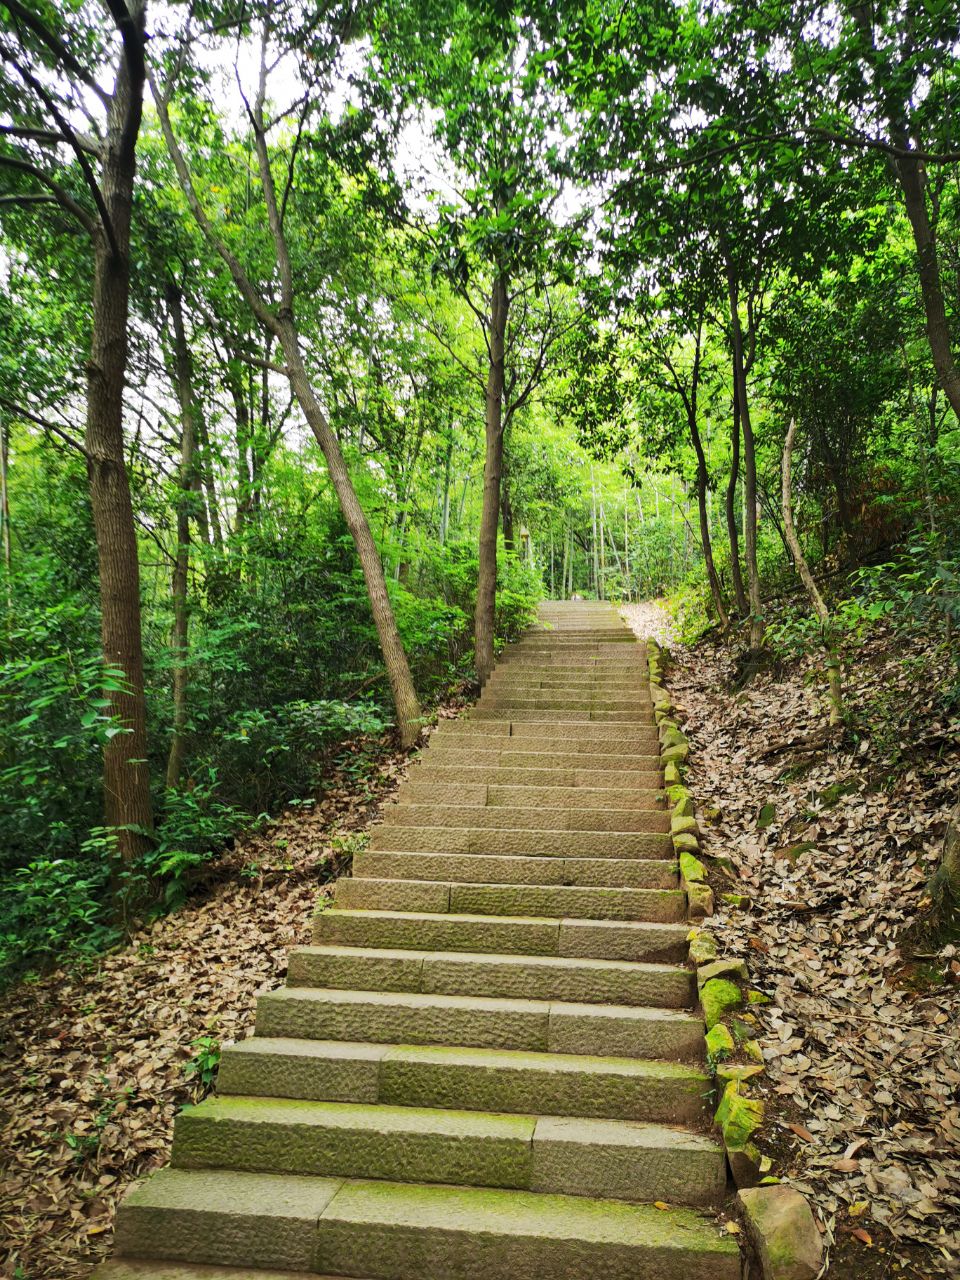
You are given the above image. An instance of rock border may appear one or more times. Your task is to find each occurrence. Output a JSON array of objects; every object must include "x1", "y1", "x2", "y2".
[{"x1": 646, "y1": 637, "x2": 824, "y2": 1280}]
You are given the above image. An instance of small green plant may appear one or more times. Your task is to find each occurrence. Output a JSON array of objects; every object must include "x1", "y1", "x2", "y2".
[{"x1": 184, "y1": 1035, "x2": 221, "y2": 1096}]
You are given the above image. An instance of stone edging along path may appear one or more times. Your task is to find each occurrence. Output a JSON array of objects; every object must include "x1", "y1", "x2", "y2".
[
  {"x1": 89, "y1": 604, "x2": 819, "y2": 1280},
  {"x1": 647, "y1": 636, "x2": 824, "y2": 1280}
]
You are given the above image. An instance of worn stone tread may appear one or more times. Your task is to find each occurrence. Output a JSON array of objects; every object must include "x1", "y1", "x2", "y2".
[
  {"x1": 352, "y1": 850, "x2": 676, "y2": 889},
  {"x1": 218, "y1": 1037, "x2": 710, "y2": 1122},
  {"x1": 312, "y1": 907, "x2": 690, "y2": 961},
  {"x1": 93, "y1": 1263, "x2": 356, "y2": 1280},
  {"x1": 315, "y1": 1178, "x2": 741, "y2": 1280},
  {"x1": 285, "y1": 944, "x2": 694, "y2": 1006},
  {"x1": 335, "y1": 876, "x2": 685, "y2": 921},
  {"x1": 172, "y1": 1095, "x2": 724, "y2": 1202},
  {"x1": 256, "y1": 985, "x2": 705, "y2": 1059}
]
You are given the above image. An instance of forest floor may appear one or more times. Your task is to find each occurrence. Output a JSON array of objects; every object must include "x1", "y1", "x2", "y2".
[
  {"x1": 635, "y1": 602, "x2": 960, "y2": 1279},
  {"x1": 0, "y1": 690, "x2": 473, "y2": 1280}
]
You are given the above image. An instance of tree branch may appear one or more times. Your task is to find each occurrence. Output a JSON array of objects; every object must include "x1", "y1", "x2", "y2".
[
  {"x1": 1, "y1": 0, "x2": 111, "y2": 106},
  {"x1": 0, "y1": 154, "x2": 96, "y2": 235},
  {"x1": 6, "y1": 53, "x2": 120, "y2": 257},
  {"x1": 0, "y1": 394, "x2": 90, "y2": 458}
]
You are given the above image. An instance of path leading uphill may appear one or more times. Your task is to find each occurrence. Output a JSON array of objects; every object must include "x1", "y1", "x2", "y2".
[{"x1": 93, "y1": 603, "x2": 739, "y2": 1280}]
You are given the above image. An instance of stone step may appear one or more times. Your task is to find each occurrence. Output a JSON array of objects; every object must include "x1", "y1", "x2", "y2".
[
  {"x1": 435, "y1": 721, "x2": 658, "y2": 745},
  {"x1": 479, "y1": 698, "x2": 653, "y2": 712},
  {"x1": 94, "y1": 1263, "x2": 348, "y2": 1280},
  {"x1": 285, "y1": 945, "x2": 694, "y2": 1007},
  {"x1": 423, "y1": 742, "x2": 661, "y2": 766},
  {"x1": 171, "y1": 1096, "x2": 725, "y2": 1206},
  {"x1": 218, "y1": 1037, "x2": 710, "y2": 1124},
  {"x1": 514, "y1": 635, "x2": 637, "y2": 645},
  {"x1": 398, "y1": 783, "x2": 664, "y2": 808},
  {"x1": 255, "y1": 987, "x2": 705, "y2": 1059},
  {"x1": 483, "y1": 685, "x2": 651, "y2": 699},
  {"x1": 114, "y1": 1170, "x2": 740, "y2": 1279},
  {"x1": 312, "y1": 909, "x2": 690, "y2": 963},
  {"x1": 334, "y1": 877, "x2": 684, "y2": 922},
  {"x1": 411, "y1": 764, "x2": 662, "y2": 788},
  {"x1": 353, "y1": 851, "x2": 675, "y2": 889},
  {"x1": 368, "y1": 824, "x2": 673, "y2": 859},
  {"x1": 379, "y1": 803, "x2": 670, "y2": 833},
  {"x1": 467, "y1": 708, "x2": 657, "y2": 724}
]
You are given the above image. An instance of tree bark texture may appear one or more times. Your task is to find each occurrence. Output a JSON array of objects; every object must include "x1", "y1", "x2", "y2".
[
  {"x1": 725, "y1": 261, "x2": 764, "y2": 647},
  {"x1": 85, "y1": 1, "x2": 153, "y2": 869},
  {"x1": 164, "y1": 282, "x2": 199, "y2": 789},
  {"x1": 474, "y1": 273, "x2": 509, "y2": 684},
  {"x1": 725, "y1": 362, "x2": 749, "y2": 615}
]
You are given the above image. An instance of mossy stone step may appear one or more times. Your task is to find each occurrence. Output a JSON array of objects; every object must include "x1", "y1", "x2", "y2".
[
  {"x1": 94, "y1": 1263, "x2": 352, "y2": 1280},
  {"x1": 352, "y1": 851, "x2": 676, "y2": 889},
  {"x1": 218, "y1": 1038, "x2": 710, "y2": 1124},
  {"x1": 436, "y1": 720, "x2": 658, "y2": 743},
  {"x1": 285, "y1": 945, "x2": 694, "y2": 1007},
  {"x1": 171, "y1": 1096, "x2": 724, "y2": 1205},
  {"x1": 316, "y1": 1178, "x2": 740, "y2": 1280},
  {"x1": 113, "y1": 1169, "x2": 344, "y2": 1272},
  {"x1": 422, "y1": 743, "x2": 661, "y2": 764},
  {"x1": 312, "y1": 909, "x2": 690, "y2": 963},
  {"x1": 398, "y1": 783, "x2": 664, "y2": 808},
  {"x1": 378, "y1": 803, "x2": 670, "y2": 833},
  {"x1": 114, "y1": 1170, "x2": 739, "y2": 1279},
  {"x1": 255, "y1": 986, "x2": 705, "y2": 1059},
  {"x1": 173, "y1": 1096, "x2": 536, "y2": 1191},
  {"x1": 334, "y1": 877, "x2": 684, "y2": 922},
  {"x1": 411, "y1": 764, "x2": 662, "y2": 788},
  {"x1": 467, "y1": 709, "x2": 658, "y2": 724},
  {"x1": 481, "y1": 697, "x2": 653, "y2": 711},
  {"x1": 368, "y1": 825, "x2": 673, "y2": 859}
]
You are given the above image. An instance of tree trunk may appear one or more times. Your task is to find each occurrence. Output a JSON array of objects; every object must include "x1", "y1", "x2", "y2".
[
  {"x1": 893, "y1": 149, "x2": 960, "y2": 420},
  {"x1": 85, "y1": 3, "x2": 153, "y2": 880},
  {"x1": 501, "y1": 425, "x2": 515, "y2": 551},
  {"x1": 474, "y1": 272, "x2": 509, "y2": 684},
  {"x1": 0, "y1": 414, "x2": 10, "y2": 580},
  {"x1": 726, "y1": 261, "x2": 764, "y2": 646},
  {"x1": 590, "y1": 464, "x2": 601, "y2": 599},
  {"x1": 439, "y1": 429, "x2": 453, "y2": 544},
  {"x1": 281, "y1": 330, "x2": 422, "y2": 744},
  {"x1": 782, "y1": 418, "x2": 842, "y2": 724},
  {"x1": 686, "y1": 403, "x2": 729, "y2": 627},
  {"x1": 726, "y1": 382, "x2": 749, "y2": 615},
  {"x1": 164, "y1": 282, "x2": 199, "y2": 790}
]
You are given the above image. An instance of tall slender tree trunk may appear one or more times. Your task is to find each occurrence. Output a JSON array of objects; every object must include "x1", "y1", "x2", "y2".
[
  {"x1": 474, "y1": 272, "x2": 509, "y2": 684},
  {"x1": 501, "y1": 423, "x2": 515, "y2": 551},
  {"x1": 164, "y1": 283, "x2": 199, "y2": 790},
  {"x1": 440, "y1": 429, "x2": 453, "y2": 544},
  {"x1": 590, "y1": 464, "x2": 601, "y2": 599},
  {"x1": 690, "y1": 436, "x2": 729, "y2": 629},
  {"x1": 85, "y1": 2, "x2": 152, "y2": 878},
  {"x1": 725, "y1": 261, "x2": 763, "y2": 646},
  {"x1": 894, "y1": 149, "x2": 960, "y2": 420},
  {"x1": 282, "y1": 332, "x2": 422, "y2": 743},
  {"x1": 0, "y1": 415, "x2": 10, "y2": 578},
  {"x1": 561, "y1": 526, "x2": 569, "y2": 600},
  {"x1": 726, "y1": 374, "x2": 749, "y2": 616},
  {"x1": 195, "y1": 411, "x2": 221, "y2": 548}
]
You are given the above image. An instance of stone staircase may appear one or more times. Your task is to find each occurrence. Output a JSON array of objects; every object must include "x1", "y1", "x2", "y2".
[{"x1": 95, "y1": 602, "x2": 740, "y2": 1280}]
